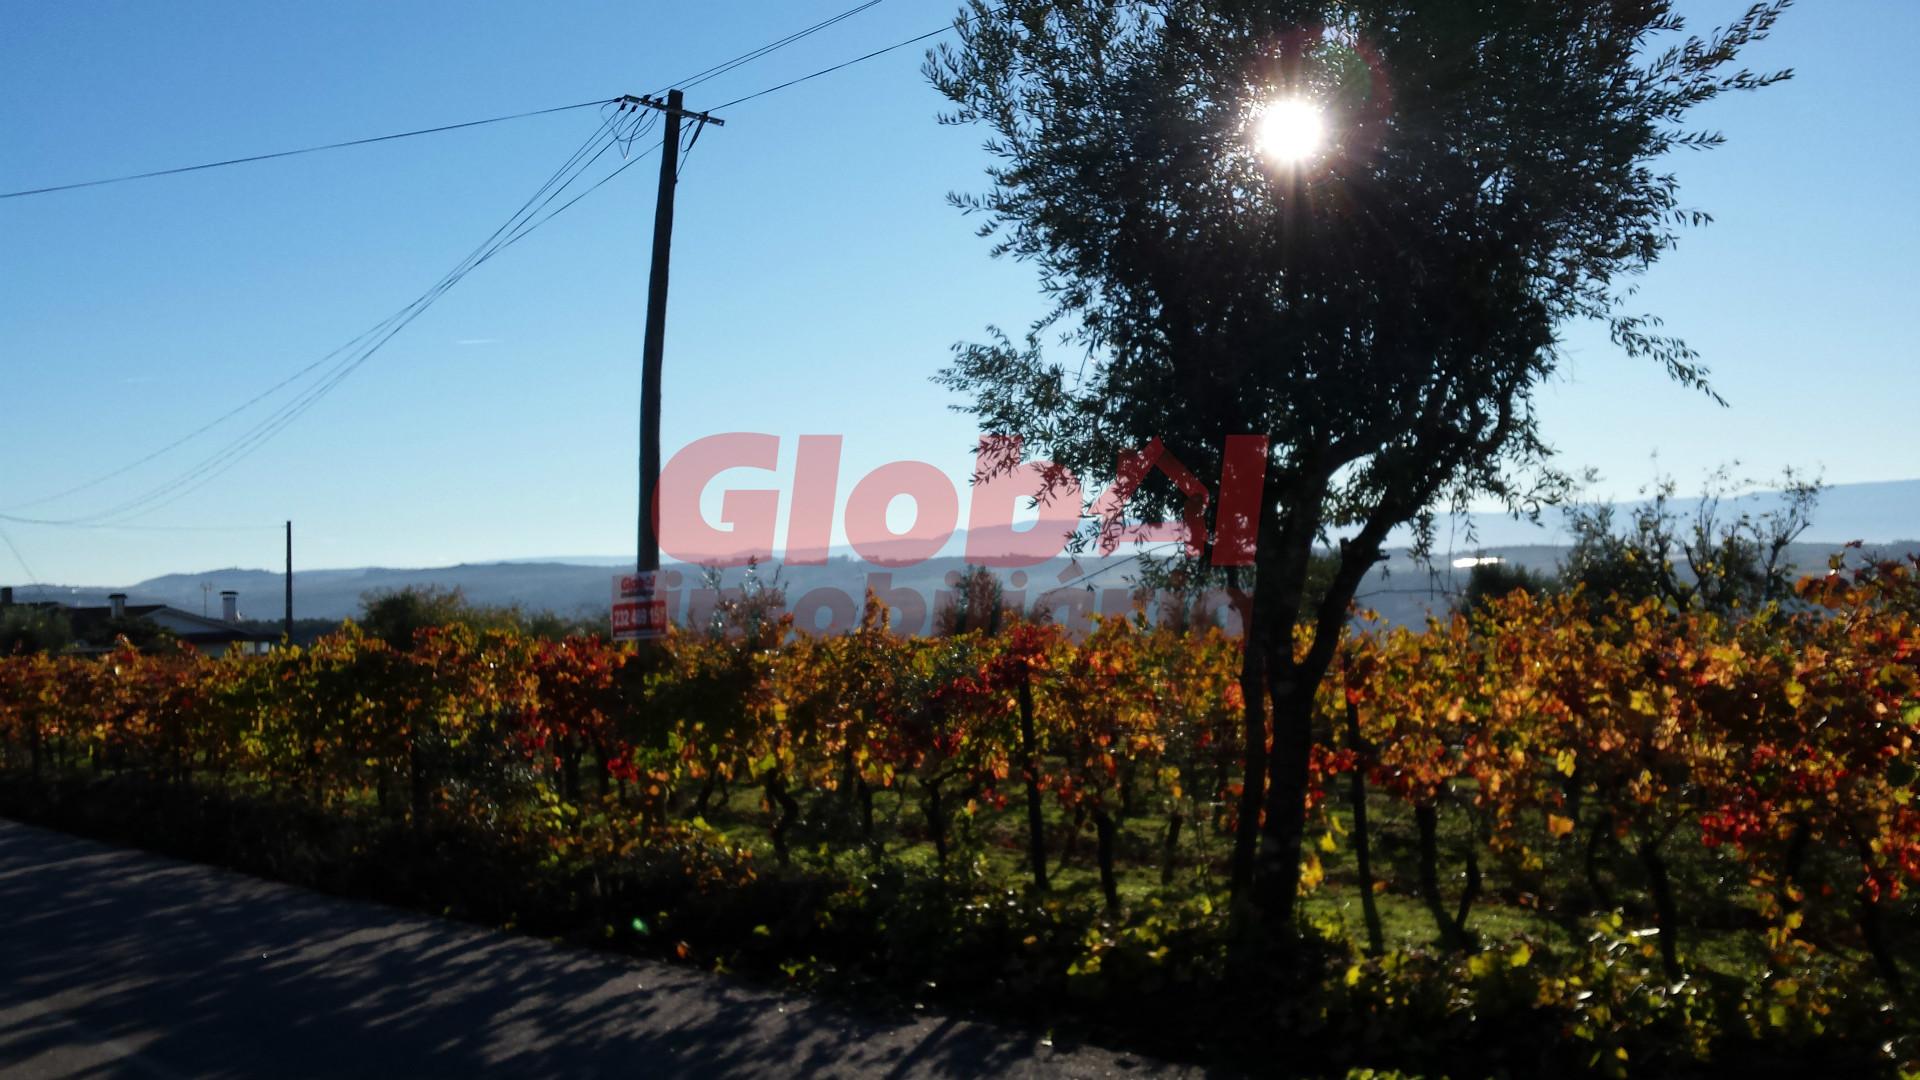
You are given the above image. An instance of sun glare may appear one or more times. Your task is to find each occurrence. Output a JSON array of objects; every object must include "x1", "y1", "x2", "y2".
[{"x1": 1253, "y1": 97, "x2": 1326, "y2": 165}]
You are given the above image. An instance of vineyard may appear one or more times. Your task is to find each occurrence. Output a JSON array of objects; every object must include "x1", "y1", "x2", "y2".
[{"x1": 2, "y1": 556, "x2": 1917, "y2": 1075}]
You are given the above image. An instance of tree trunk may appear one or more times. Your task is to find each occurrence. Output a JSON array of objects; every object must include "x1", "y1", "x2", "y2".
[
  {"x1": 407, "y1": 735, "x2": 429, "y2": 831},
  {"x1": 1586, "y1": 811, "x2": 1616, "y2": 910},
  {"x1": 1018, "y1": 665, "x2": 1049, "y2": 892},
  {"x1": 1344, "y1": 699, "x2": 1384, "y2": 957},
  {"x1": 1252, "y1": 676, "x2": 1314, "y2": 937},
  {"x1": 561, "y1": 744, "x2": 581, "y2": 803},
  {"x1": 1638, "y1": 840, "x2": 1682, "y2": 980},
  {"x1": 690, "y1": 771, "x2": 717, "y2": 819},
  {"x1": 1779, "y1": 817, "x2": 1810, "y2": 932},
  {"x1": 595, "y1": 743, "x2": 613, "y2": 797},
  {"x1": 1856, "y1": 836, "x2": 1906, "y2": 996},
  {"x1": 1161, "y1": 810, "x2": 1184, "y2": 887},
  {"x1": 1058, "y1": 804, "x2": 1086, "y2": 873},
  {"x1": 1229, "y1": 639, "x2": 1267, "y2": 906},
  {"x1": 765, "y1": 775, "x2": 800, "y2": 867},
  {"x1": 857, "y1": 774, "x2": 878, "y2": 854},
  {"x1": 1212, "y1": 754, "x2": 1235, "y2": 834},
  {"x1": 1228, "y1": 539, "x2": 1284, "y2": 918},
  {"x1": 1454, "y1": 821, "x2": 1481, "y2": 944},
  {"x1": 1093, "y1": 807, "x2": 1120, "y2": 912},
  {"x1": 925, "y1": 781, "x2": 948, "y2": 865},
  {"x1": 837, "y1": 746, "x2": 862, "y2": 833},
  {"x1": 1415, "y1": 802, "x2": 1470, "y2": 950}
]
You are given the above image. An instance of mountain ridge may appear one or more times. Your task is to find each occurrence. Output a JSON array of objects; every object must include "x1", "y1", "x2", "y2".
[{"x1": 6, "y1": 479, "x2": 1914, "y2": 629}]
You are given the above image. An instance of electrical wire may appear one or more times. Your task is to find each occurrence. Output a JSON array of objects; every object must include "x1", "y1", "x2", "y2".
[
  {"x1": 3, "y1": 105, "x2": 637, "y2": 515},
  {"x1": 1033, "y1": 541, "x2": 1181, "y2": 604},
  {"x1": 6, "y1": 5, "x2": 1007, "y2": 528},
  {"x1": 1, "y1": 0, "x2": 902, "y2": 203},
  {"x1": 2, "y1": 332, "x2": 405, "y2": 513},
  {"x1": 711, "y1": 7, "x2": 1004, "y2": 111},
  {"x1": 676, "y1": 115, "x2": 709, "y2": 180},
  {"x1": 7, "y1": 109, "x2": 661, "y2": 527},
  {"x1": 0, "y1": 518, "x2": 282, "y2": 532},
  {"x1": 662, "y1": 0, "x2": 888, "y2": 95},
  {"x1": 0, "y1": 523, "x2": 38, "y2": 585},
  {"x1": 0, "y1": 99, "x2": 615, "y2": 201},
  {"x1": 106, "y1": 118, "x2": 664, "y2": 521},
  {"x1": 92, "y1": 117, "x2": 663, "y2": 524}
]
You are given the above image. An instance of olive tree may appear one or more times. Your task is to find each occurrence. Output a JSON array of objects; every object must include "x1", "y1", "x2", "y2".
[{"x1": 927, "y1": 0, "x2": 1792, "y2": 947}]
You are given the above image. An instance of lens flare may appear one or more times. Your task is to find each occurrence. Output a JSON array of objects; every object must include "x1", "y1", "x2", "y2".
[{"x1": 1253, "y1": 98, "x2": 1326, "y2": 165}]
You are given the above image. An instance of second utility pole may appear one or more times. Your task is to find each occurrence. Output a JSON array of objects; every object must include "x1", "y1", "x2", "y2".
[{"x1": 633, "y1": 90, "x2": 720, "y2": 641}]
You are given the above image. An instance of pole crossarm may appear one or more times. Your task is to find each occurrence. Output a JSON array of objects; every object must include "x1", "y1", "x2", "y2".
[{"x1": 619, "y1": 93, "x2": 726, "y2": 127}]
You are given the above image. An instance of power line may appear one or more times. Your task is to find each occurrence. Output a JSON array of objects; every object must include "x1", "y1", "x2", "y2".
[
  {"x1": 663, "y1": 0, "x2": 888, "y2": 95},
  {"x1": 94, "y1": 117, "x2": 664, "y2": 525},
  {"x1": 11, "y1": 109, "x2": 662, "y2": 528},
  {"x1": 0, "y1": 517, "x2": 282, "y2": 533},
  {"x1": 1, "y1": 328, "x2": 401, "y2": 513},
  {"x1": 5, "y1": 6, "x2": 999, "y2": 528},
  {"x1": 0, "y1": 522, "x2": 38, "y2": 585},
  {"x1": 3, "y1": 104, "x2": 658, "y2": 517},
  {"x1": 712, "y1": 7, "x2": 1002, "y2": 111},
  {"x1": 675, "y1": 111, "x2": 711, "y2": 180},
  {"x1": 4, "y1": 106, "x2": 643, "y2": 519},
  {"x1": 1035, "y1": 542, "x2": 1182, "y2": 604},
  {"x1": 0, "y1": 99, "x2": 615, "y2": 201},
  {"x1": 1, "y1": 0, "x2": 905, "y2": 203}
]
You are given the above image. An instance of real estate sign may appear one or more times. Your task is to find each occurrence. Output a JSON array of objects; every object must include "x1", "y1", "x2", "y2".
[{"x1": 611, "y1": 572, "x2": 666, "y2": 642}]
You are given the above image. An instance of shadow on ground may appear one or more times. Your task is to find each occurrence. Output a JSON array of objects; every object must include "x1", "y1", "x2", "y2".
[{"x1": 0, "y1": 820, "x2": 1202, "y2": 1079}]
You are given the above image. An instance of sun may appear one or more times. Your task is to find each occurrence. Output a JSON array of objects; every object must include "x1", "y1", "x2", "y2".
[{"x1": 1252, "y1": 97, "x2": 1326, "y2": 165}]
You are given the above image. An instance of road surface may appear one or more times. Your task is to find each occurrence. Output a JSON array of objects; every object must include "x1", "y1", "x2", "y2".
[{"x1": 0, "y1": 819, "x2": 1199, "y2": 1078}]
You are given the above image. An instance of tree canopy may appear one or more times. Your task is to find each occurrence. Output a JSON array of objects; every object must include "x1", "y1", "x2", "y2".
[{"x1": 928, "y1": 0, "x2": 1793, "y2": 947}]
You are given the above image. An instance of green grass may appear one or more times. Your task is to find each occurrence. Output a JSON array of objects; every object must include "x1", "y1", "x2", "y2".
[{"x1": 684, "y1": 771, "x2": 1911, "y2": 985}]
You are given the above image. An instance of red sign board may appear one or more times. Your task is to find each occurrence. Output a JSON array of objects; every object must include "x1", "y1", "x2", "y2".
[{"x1": 612, "y1": 572, "x2": 667, "y2": 641}]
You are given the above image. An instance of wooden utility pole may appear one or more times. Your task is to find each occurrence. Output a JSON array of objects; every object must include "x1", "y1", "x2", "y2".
[
  {"x1": 630, "y1": 90, "x2": 720, "y2": 640},
  {"x1": 284, "y1": 520, "x2": 293, "y2": 643},
  {"x1": 636, "y1": 90, "x2": 683, "y2": 582}
]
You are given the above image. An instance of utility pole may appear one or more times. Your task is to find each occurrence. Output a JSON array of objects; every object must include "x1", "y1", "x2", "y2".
[
  {"x1": 627, "y1": 90, "x2": 721, "y2": 642},
  {"x1": 284, "y1": 520, "x2": 293, "y2": 644}
]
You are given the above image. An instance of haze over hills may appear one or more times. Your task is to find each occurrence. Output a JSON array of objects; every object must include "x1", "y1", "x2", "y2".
[
  {"x1": 1419, "y1": 477, "x2": 1920, "y2": 549},
  {"x1": 6, "y1": 479, "x2": 1916, "y2": 631}
]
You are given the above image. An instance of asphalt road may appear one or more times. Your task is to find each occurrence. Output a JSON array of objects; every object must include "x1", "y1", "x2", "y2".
[{"x1": 0, "y1": 819, "x2": 1199, "y2": 1078}]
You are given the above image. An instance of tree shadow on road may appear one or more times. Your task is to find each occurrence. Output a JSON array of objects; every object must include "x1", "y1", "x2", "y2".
[{"x1": 0, "y1": 821, "x2": 1196, "y2": 1078}]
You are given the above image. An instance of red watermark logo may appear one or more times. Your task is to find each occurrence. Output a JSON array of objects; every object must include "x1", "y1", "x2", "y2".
[
  {"x1": 628, "y1": 433, "x2": 1267, "y2": 636},
  {"x1": 657, "y1": 434, "x2": 1267, "y2": 567}
]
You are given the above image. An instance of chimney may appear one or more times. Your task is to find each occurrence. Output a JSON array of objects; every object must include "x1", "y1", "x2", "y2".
[
  {"x1": 1, "y1": 586, "x2": 12, "y2": 607},
  {"x1": 221, "y1": 590, "x2": 239, "y2": 625},
  {"x1": 109, "y1": 593, "x2": 127, "y2": 619}
]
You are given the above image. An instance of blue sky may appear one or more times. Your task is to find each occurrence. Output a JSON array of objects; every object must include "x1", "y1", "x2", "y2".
[{"x1": 1, "y1": 1, "x2": 1913, "y2": 586}]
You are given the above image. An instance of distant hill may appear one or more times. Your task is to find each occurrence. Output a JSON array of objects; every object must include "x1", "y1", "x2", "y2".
[
  {"x1": 1424, "y1": 477, "x2": 1920, "y2": 549},
  {"x1": 7, "y1": 478, "x2": 1915, "y2": 631},
  {"x1": 12, "y1": 539, "x2": 1916, "y2": 634}
]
